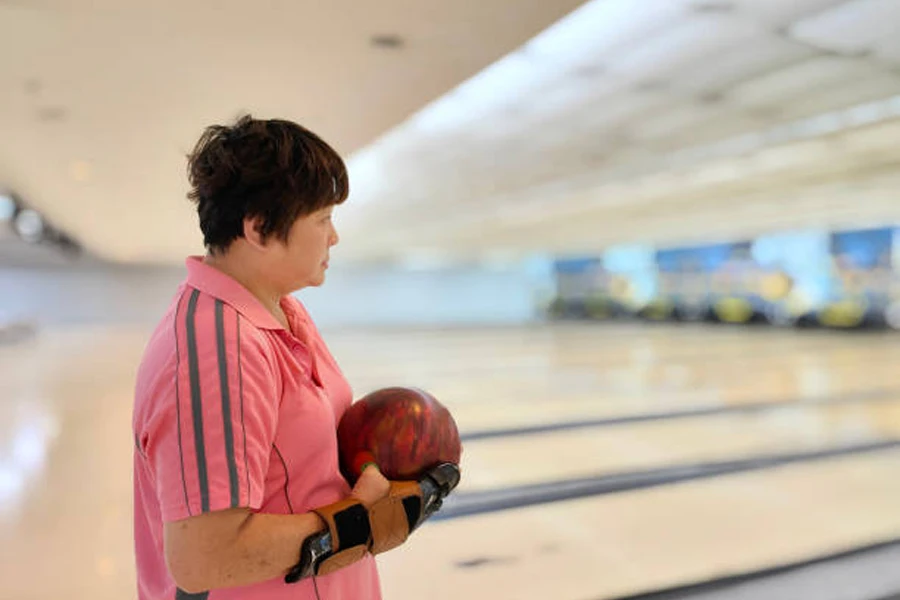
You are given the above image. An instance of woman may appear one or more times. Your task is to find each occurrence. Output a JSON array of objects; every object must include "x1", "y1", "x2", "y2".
[{"x1": 133, "y1": 115, "x2": 412, "y2": 600}]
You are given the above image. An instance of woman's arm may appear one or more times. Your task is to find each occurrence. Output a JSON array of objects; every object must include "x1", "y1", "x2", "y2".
[{"x1": 165, "y1": 465, "x2": 391, "y2": 593}]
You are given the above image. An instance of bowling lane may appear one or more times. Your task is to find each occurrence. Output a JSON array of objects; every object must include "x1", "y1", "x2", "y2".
[
  {"x1": 438, "y1": 383, "x2": 898, "y2": 435},
  {"x1": 457, "y1": 397, "x2": 900, "y2": 491},
  {"x1": 1, "y1": 323, "x2": 898, "y2": 600},
  {"x1": 377, "y1": 449, "x2": 900, "y2": 600},
  {"x1": 327, "y1": 324, "x2": 900, "y2": 432}
]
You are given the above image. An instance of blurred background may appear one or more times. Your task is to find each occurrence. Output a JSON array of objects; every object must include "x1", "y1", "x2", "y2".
[{"x1": 3, "y1": 1, "x2": 900, "y2": 599}]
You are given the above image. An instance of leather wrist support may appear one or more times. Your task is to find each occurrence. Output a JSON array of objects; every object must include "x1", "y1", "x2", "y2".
[
  {"x1": 369, "y1": 480, "x2": 424, "y2": 555},
  {"x1": 305, "y1": 482, "x2": 425, "y2": 575}
]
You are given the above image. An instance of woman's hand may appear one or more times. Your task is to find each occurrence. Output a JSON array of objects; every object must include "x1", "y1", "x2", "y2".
[{"x1": 350, "y1": 465, "x2": 391, "y2": 508}]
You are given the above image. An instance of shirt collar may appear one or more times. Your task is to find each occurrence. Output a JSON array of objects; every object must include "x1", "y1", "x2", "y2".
[{"x1": 184, "y1": 255, "x2": 285, "y2": 331}]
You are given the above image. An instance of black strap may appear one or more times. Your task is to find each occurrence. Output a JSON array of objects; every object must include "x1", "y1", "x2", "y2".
[{"x1": 331, "y1": 502, "x2": 371, "y2": 549}]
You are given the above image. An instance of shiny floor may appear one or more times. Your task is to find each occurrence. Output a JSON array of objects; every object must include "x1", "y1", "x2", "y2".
[{"x1": 1, "y1": 322, "x2": 899, "y2": 600}]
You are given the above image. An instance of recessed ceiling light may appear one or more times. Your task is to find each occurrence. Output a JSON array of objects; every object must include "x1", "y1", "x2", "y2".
[
  {"x1": 24, "y1": 79, "x2": 42, "y2": 95},
  {"x1": 37, "y1": 106, "x2": 67, "y2": 122},
  {"x1": 371, "y1": 34, "x2": 404, "y2": 49},
  {"x1": 698, "y1": 91, "x2": 726, "y2": 105}
]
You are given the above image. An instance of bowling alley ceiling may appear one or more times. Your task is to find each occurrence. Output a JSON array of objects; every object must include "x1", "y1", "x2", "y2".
[
  {"x1": 337, "y1": 0, "x2": 900, "y2": 264},
  {"x1": 0, "y1": 0, "x2": 587, "y2": 265},
  {"x1": 4, "y1": 0, "x2": 900, "y2": 267}
]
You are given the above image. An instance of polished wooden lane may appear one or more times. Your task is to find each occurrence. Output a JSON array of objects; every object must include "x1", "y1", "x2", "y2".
[
  {"x1": 379, "y1": 450, "x2": 900, "y2": 600},
  {"x1": 330, "y1": 324, "x2": 900, "y2": 431},
  {"x1": 458, "y1": 398, "x2": 900, "y2": 490}
]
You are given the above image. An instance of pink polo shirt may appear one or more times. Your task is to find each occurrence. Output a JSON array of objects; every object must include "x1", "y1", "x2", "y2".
[{"x1": 132, "y1": 256, "x2": 381, "y2": 600}]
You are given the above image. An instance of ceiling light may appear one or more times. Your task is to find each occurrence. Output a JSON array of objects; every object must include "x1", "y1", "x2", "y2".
[
  {"x1": 13, "y1": 209, "x2": 44, "y2": 243},
  {"x1": 69, "y1": 161, "x2": 93, "y2": 183},
  {"x1": 23, "y1": 79, "x2": 42, "y2": 95},
  {"x1": 36, "y1": 106, "x2": 67, "y2": 123},
  {"x1": 692, "y1": 1, "x2": 734, "y2": 14}
]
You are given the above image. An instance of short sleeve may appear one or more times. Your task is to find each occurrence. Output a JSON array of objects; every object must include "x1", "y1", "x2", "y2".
[{"x1": 144, "y1": 290, "x2": 280, "y2": 522}]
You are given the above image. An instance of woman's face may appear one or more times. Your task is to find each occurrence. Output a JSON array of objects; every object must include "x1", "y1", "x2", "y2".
[{"x1": 266, "y1": 204, "x2": 340, "y2": 292}]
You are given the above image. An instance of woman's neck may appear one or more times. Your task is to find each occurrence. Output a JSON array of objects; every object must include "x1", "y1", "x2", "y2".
[{"x1": 203, "y1": 252, "x2": 284, "y2": 321}]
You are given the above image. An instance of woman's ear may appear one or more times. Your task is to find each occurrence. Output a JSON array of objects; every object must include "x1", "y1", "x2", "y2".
[{"x1": 242, "y1": 216, "x2": 268, "y2": 250}]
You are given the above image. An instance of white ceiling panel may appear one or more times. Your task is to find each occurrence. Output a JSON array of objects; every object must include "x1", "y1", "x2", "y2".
[
  {"x1": 520, "y1": 79, "x2": 620, "y2": 125},
  {"x1": 789, "y1": 0, "x2": 900, "y2": 54},
  {"x1": 527, "y1": 0, "x2": 690, "y2": 71},
  {"x1": 672, "y1": 36, "x2": 815, "y2": 94},
  {"x1": 729, "y1": 56, "x2": 882, "y2": 109},
  {"x1": 404, "y1": 53, "x2": 541, "y2": 138},
  {"x1": 874, "y1": 32, "x2": 900, "y2": 64},
  {"x1": 840, "y1": 119, "x2": 900, "y2": 153},
  {"x1": 731, "y1": 0, "x2": 859, "y2": 26},
  {"x1": 355, "y1": 105, "x2": 900, "y2": 259},
  {"x1": 405, "y1": 0, "x2": 691, "y2": 139},
  {"x1": 656, "y1": 111, "x2": 763, "y2": 150},
  {"x1": 771, "y1": 73, "x2": 900, "y2": 121},
  {"x1": 630, "y1": 103, "x2": 716, "y2": 141},
  {"x1": 608, "y1": 13, "x2": 766, "y2": 86},
  {"x1": 563, "y1": 96, "x2": 647, "y2": 133}
]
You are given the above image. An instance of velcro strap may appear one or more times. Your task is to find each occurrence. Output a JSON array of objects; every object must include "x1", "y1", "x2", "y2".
[
  {"x1": 402, "y1": 492, "x2": 424, "y2": 529},
  {"x1": 312, "y1": 499, "x2": 371, "y2": 550}
]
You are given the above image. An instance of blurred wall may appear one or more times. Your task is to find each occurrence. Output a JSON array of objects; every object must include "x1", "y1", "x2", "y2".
[
  {"x1": 0, "y1": 265, "x2": 183, "y2": 327},
  {"x1": 0, "y1": 260, "x2": 553, "y2": 329},
  {"x1": 299, "y1": 262, "x2": 551, "y2": 328}
]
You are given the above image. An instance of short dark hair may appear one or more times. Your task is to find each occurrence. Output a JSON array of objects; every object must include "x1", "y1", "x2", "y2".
[{"x1": 186, "y1": 115, "x2": 348, "y2": 253}]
